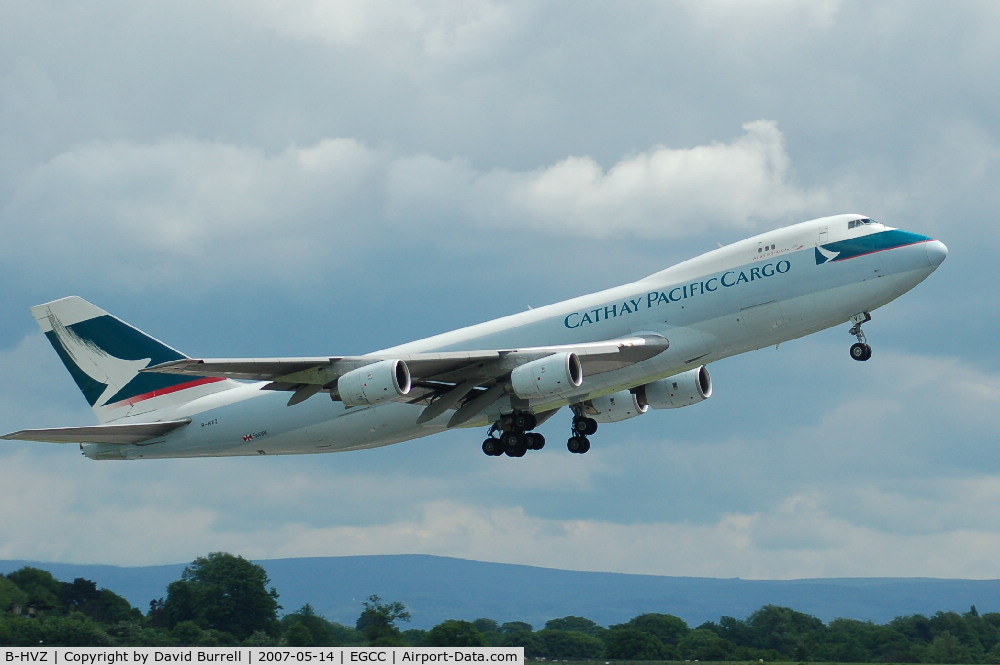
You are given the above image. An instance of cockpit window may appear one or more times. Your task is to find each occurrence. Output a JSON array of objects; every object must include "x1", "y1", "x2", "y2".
[{"x1": 848, "y1": 218, "x2": 875, "y2": 229}]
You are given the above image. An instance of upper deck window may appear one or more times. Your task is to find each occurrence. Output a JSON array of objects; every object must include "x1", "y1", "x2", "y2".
[{"x1": 848, "y1": 218, "x2": 875, "y2": 229}]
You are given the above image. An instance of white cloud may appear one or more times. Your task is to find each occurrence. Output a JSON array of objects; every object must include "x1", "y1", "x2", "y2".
[
  {"x1": 4, "y1": 137, "x2": 384, "y2": 290},
  {"x1": 2, "y1": 122, "x2": 826, "y2": 295},
  {"x1": 501, "y1": 120, "x2": 828, "y2": 238},
  {"x1": 232, "y1": 0, "x2": 512, "y2": 51}
]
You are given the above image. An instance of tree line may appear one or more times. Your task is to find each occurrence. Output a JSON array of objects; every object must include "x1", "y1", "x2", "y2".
[{"x1": 2, "y1": 551, "x2": 999, "y2": 662}]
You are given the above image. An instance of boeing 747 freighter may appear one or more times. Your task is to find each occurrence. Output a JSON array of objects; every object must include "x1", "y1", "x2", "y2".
[{"x1": 2, "y1": 214, "x2": 947, "y2": 460}]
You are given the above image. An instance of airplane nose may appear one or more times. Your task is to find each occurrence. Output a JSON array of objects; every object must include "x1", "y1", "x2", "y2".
[{"x1": 925, "y1": 239, "x2": 948, "y2": 268}]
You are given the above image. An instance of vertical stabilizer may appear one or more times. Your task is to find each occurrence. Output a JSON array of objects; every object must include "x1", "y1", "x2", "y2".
[{"x1": 33, "y1": 296, "x2": 238, "y2": 423}]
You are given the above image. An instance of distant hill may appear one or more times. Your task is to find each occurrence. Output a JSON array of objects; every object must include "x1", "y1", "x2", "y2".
[{"x1": 3, "y1": 554, "x2": 1000, "y2": 630}]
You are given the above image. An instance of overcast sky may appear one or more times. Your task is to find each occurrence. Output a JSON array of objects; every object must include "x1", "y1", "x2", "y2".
[{"x1": 2, "y1": 1, "x2": 998, "y2": 584}]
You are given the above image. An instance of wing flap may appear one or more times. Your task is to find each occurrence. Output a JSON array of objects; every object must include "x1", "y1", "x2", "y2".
[{"x1": 1, "y1": 419, "x2": 191, "y2": 444}]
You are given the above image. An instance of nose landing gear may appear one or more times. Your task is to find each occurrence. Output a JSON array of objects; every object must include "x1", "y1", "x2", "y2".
[{"x1": 849, "y1": 312, "x2": 873, "y2": 361}]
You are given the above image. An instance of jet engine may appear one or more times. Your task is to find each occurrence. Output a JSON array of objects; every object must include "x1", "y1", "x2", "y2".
[
  {"x1": 338, "y1": 359, "x2": 411, "y2": 407},
  {"x1": 510, "y1": 352, "x2": 583, "y2": 399},
  {"x1": 636, "y1": 366, "x2": 712, "y2": 409},
  {"x1": 588, "y1": 390, "x2": 649, "y2": 423}
]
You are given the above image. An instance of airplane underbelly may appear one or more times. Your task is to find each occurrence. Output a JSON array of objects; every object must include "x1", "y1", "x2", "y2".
[{"x1": 738, "y1": 300, "x2": 787, "y2": 340}]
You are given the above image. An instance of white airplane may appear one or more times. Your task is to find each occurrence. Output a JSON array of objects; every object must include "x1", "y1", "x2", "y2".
[{"x1": 2, "y1": 214, "x2": 947, "y2": 460}]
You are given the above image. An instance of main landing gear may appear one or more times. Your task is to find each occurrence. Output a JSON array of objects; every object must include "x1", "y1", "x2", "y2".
[
  {"x1": 482, "y1": 412, "x2": 545, "y2": 457},
  {"x1": 567, "y1": 412, "x2": 598, "y2": 454},
  {"x1": 849, "y1": 311, "x2": 873, "y2": 361},
  {"x1": 481, "y1": 410, "x2": 601, "y2": 457}
]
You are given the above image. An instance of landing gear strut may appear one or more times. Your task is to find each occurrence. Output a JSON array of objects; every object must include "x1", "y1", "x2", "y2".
[
  {"x1": 567, "y1": 410, "x2": 598, "y2": 454},
  {"x1": 849, "y1": 311, "x2": 873, "y2": 361},
  {"x1": 481, "y1": 412, "x2": 545, "y2": 457}
]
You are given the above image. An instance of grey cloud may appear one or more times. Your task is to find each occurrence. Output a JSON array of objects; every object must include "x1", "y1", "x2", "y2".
[{"x1": 0, "y1": 0, "x2": 993, "y2": 578}]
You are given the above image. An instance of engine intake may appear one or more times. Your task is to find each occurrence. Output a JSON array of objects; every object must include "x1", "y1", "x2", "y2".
[
  {"x1": 338, "y1": 359, "x2": 411, "y2": 407},
  {"x1": 637, "y1": 366, "x2": 712, "y2": 410},
  {"x1": 510, "y1": 352, "x2": 583, "y2": 399}
]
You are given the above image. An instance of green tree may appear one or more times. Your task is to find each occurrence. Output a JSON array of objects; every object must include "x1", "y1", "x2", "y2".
[
  {"x1": 285, "y1": 622, "x2": 314, "y2": 647},
  {"x1": 282, "y1": 604, "x2": 358, "y2": 647},
  {"x1": 677, "y1": 627, "x2": 732, "y2": 661},
  {"x1": 160, "y1": 552, "x2": 280, "y2": 640},
  {"x1": 495, "y1": 622, "x2": 537, "y2": 651},
  {"x1": 6, "y1": 567, "x2": 62, "y2": 614},
  {"x1": 931, "y1": 610, "x2": 984, "y2": 658},
  {"x1": 470, "y1": 618, "x2": 501, "y2": 646},
  {"x1": 60, "y1": 578, "x2": 140, "y2": 624},
  {"x1": 605, "y1": 627, "x2": 666, "y2": 659},
  {"x1": 39, "y1": 613, "x2": 112, "y2": 646},
  {"x1": 703, "y1": 615, "x2": 751, "y2": 647},
  {"x1": 60, "y1": 578, "x2": 101, "y2": 614},
  {"x1": 613, "y1": 613, "x2": 689, "y2": 647},
  {"x1": 105, "y1": 619, "x2": 173, "y2": 647},
  {"x1": 427, "y1": 620, "x2": 487, "y2": 647},
  {"x1": 243, "y1": 630, "x2": 278, "y2": 646},
  {"x1": 891, "y1": 613, "x2": 935, "y2": 645},
  {"x1": 969, "y1": 609, "x2": 1000, "y2": 657},
  {"x1": 500, "y1": 621, "x2": 532, "y2": 634},
  {"x1": 356, "y1": 595, "x2": 410, "y2": 646},
  {"x1": 543, "y1": 615, "x2": 604, "y2": 637},
  {"x1": 745, "y1": 604, "x2": 825, "y2": 660},
  {"x1": 0, "y1": 615, "x2": 46, "y2": 646},
  {"x1": 328, "y1": 622, "x2": 366, "y2": 646},
  {"x1": 401, "y1": 629, "x2": 428, "y2": 646},
  {"x1": 925, "y1": 630, "x2": 975, "y2": 664},
  {"x1": 472, "y1": 618, "x2": 499, "y2": 633},
  {"x1": 535, "y1": 629, "x2": 605, "y2": 659},
  {"x1": 170, "y1": 620, "x2": 205, "y2": 646},
  {"x1": 818, "y1": 618, "x2": 875, "y2": 662},
  {"x1": 0, "y1": 577, "x2": 29, "y2": 615}
]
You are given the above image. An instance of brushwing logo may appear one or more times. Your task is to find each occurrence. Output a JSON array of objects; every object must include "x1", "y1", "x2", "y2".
[
  {"x1": 815, "y1": 245, "x2": 841, "y2": 264},
  {"x1": 48, "y1": 313, "x2": 150, "y2": 407}
]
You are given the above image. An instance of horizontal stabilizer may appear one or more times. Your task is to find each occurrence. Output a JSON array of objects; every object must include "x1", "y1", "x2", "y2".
[{"x1": 1, "y1": 419, "x2": 191, "y2": 445}]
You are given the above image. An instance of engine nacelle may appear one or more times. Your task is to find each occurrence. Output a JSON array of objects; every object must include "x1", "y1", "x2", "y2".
[
  {"x1": 510, "y1": 352, "x2": 583, "y2": 399},
  {"x1": 637, "y1": 366, "x2": 712, "y2": 410},
  {"x1": 587, "y1": 390, "x2": 649, "y2": 423},
  {"x1": 338, "y1": 359, "x2": 411, "y2": 407}
]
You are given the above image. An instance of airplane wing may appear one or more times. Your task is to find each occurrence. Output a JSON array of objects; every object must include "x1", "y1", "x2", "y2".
[
  {"x1": 143, "y1": 335, "x2": 670, "y2": 420},
  {"x1": 1, "y1": 419, "x2": 192, "y2": 444}
]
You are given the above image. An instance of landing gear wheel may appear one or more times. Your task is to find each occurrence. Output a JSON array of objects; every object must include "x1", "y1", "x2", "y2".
[
  {"x1": 525, "y1": 432, "x2": 545, "y2": 450},
  {"x1": 567, "y1": 436, "x2": 591, "y2": 454},
  {"x1": 482, "y1": 415, "x2": 543, "y2": 458},
  {"x1": 502, "y1": 432, "x2": 528, "y2": 457},
  {"x1": 572, "y1": 416, "x2": 598, "y2": 436},
  {"x1": 512, "y1": 412, "x2": 537, "y2": 431},
  {"x1": 482, "y1": 438, "x2": 503, "y2": 456},
  {"x1": 850, "y1": 342, "x2": 872, "y2": 362}
]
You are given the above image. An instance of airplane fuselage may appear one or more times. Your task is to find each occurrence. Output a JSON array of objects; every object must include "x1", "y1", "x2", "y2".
[{"x1": 79, "y1": 214, "x2": 946, "y2": 460}]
